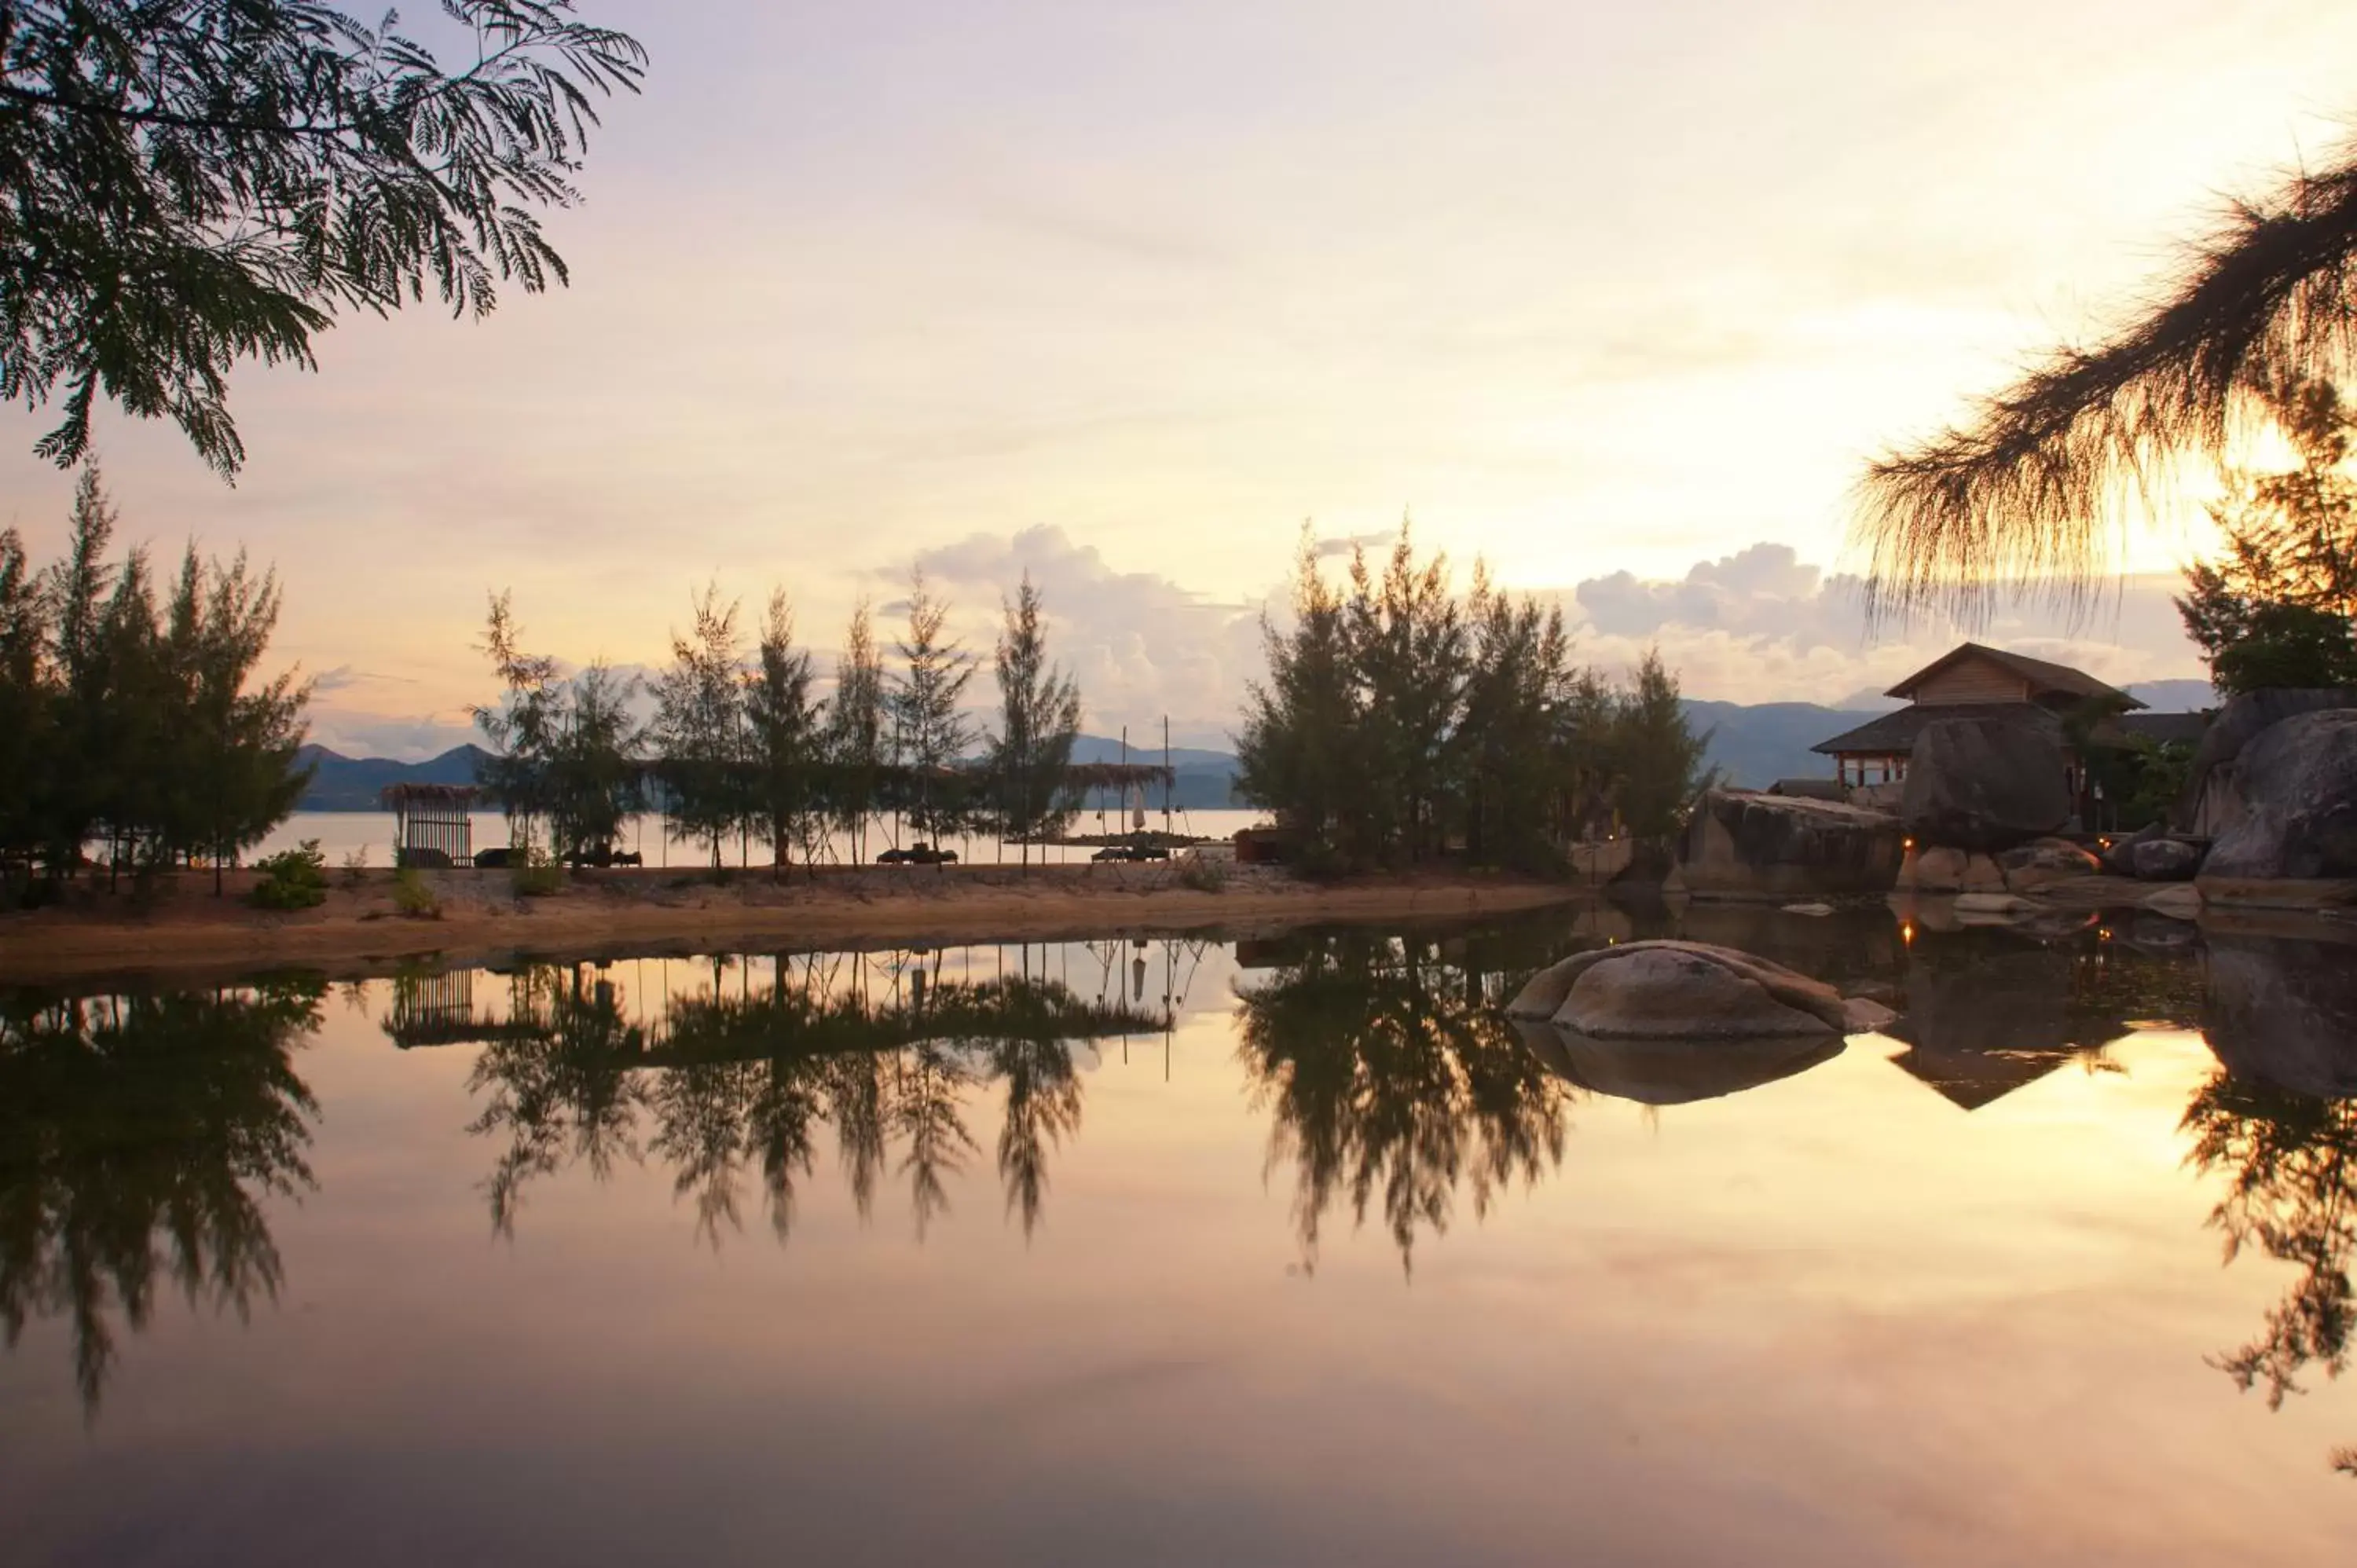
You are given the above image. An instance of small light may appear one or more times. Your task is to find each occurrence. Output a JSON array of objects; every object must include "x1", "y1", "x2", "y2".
[
  {"x1": 1901, "y1": 921, "x2": 1915, "y2": 943},
  {"x1": 1902, "y1": 837, "x2": 1915, "y2": 851}
]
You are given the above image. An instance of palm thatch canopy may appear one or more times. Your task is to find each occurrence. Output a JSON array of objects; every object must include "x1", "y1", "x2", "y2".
[{"x1": 1857, "y1": 134, "x2": 2357, "y2": 618}]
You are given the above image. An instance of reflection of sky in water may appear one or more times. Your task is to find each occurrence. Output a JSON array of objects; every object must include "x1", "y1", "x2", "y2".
[{"x1": 2, "y1": 916, "x2": 2354, "y2": 1566}]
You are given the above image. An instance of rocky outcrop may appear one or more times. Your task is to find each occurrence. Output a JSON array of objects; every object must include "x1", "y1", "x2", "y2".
[
  {"x1": 2100, "y1": 821, "x2": 2161, "y2": 876},
  {"x1": 1901, "y1": 713, "x2": 2073, "y2": 852},
  {"x1": 2128, "y1": 837, "x2": 2203, "y2": 881},
  {"x1": 2205, "y1": 933, "x2": 2357, "y2": 1098},
  {"x1": 1505, "y1": 940, "x2": 1893, "y2": 1039},
  {"x1": 2200, "y1": 709, "x2": 2357, "y2": 881},
  {"x1": 1670, "y1": 790, "x2": 1903, "y2": 901},
  {"x1": 1997, "y1": 837, "x2": 2103, "y2": 891},
  {"x1": 2179, "y1": 688, "x2": 2357, "y2": 834},
  {"x1": 1899, "y1": 845, "x2": 2007, "y2": 895}
]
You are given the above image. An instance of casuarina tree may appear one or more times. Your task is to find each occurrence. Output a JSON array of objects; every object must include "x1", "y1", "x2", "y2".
[{"x1": 0, "y1": 2, "x2": 647, "y2": 477}]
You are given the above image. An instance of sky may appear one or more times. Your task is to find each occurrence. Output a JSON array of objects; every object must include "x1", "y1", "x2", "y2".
[{"x1": 7, "y1": 1, "x2": 2357, "y2": 756}]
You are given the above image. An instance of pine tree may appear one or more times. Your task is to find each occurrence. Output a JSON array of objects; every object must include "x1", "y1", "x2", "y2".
[
  {"x1": 746, "y1": 591, "x2": 827, "y2": 879},
  {"x1": 1236, "y1": 531, "x2": 1362, "y2": 871},
  {"x1": 889, "y1": 573, "x2": 976, "y2": 849},
  {"x1": 653, "y1": 584, "x2": 747, "y2": 870},
  {"x1": 988, "y1": 575, "x2": 1082, "y2": 865},
  {"x1": 0, "y1": 529, "x2": 49, "y2": 878},
  {"x1": 1611, "y1": 650, "x2": 1713, "y2": 845},
  {"x1": 3, "y1": 2, "x2": 647, "y2": 478},
  {"x1": 827, "y1": 600, "x2": 887, "y2": 863},
  {"x1": 2177, "y1": 376, "x2": 2357, "y2": 693}
]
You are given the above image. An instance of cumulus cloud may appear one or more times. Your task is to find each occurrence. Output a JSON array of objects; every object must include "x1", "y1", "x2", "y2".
[
  {"x1": 1561, "y1": 540, "x2": 2209, "y2": 704},
  {"x1": 907, "y1": 526, "x2": 1266, "y2": 746}
]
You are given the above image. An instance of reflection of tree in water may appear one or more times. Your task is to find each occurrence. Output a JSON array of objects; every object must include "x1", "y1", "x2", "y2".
[
  {"x1": 465, "y1": 967, "x2": 651, "y2": 1237},
  {"x1": 2181, "y1": 1072, "x2": 2357, "y2": 1474},
  {"x1": 1235, "y1": 931, "x2": 1572, "y2": 1273},
  {"x1": 0, "y1": 982, "x2": 322, "y2": 1413},
  {"x1": 458, "y1": 954, "x2": 1148, "y2": 1244}
]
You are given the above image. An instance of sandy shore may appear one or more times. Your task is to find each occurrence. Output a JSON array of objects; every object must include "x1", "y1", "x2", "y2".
[{"x1": 0, "y1": 862, "x2": 1590, "y2": 987}]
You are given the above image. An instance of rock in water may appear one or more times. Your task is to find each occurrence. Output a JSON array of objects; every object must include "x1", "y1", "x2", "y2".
[
  {"x1": 2099, "y1": 821, "x2": 2161, "y2": 876},
  {"x1": 1673, "y1": 789, "x2": 1904, "y2": 899},
  {"x1": 1560, "y1": 947, "x2": 1835, "y2": 1039},
  {"x1": 2128, "y1": 837, "x2": 2203, "y2": 881},
  {"x1": 1998, "y1": 837, "x2": 2103, "y2": 892},
  {"x1": 1901, "y1": 713, "x2": 2072, "y2": 852},
  {"x1": 1508, "y1": 940, "x2": 1876, "y2": 1042},
  {"x1": 2143, "y1": 885, "x2": 2202, "y2": 920},
  {"x1": 2201, "y1": 709, "x2": 2357, "y2": 881},
  {"x1": 1902, "y1": 845, "x2": 2007, "y2": 894}
]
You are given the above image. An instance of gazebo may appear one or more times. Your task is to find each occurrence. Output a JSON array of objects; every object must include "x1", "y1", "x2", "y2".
[{"x1": 382, "y1": 783, "x2": 481, "y2": 868}]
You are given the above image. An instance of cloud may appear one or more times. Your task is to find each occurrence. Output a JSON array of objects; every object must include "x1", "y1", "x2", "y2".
[
  {"x1": 1311, "y1": 529, "x2": 1393, "y2": 560},
  {"x1": 908, "y1": 526, "x2": 1266, "y2": 746},
  {"x1": 1560, "y1": 540, "x2": 2209, "y2": 704}
]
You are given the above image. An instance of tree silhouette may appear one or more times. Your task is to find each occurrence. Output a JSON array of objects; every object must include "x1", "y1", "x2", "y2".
[
  {"x1": 0, "y1": 981, "x2": 321, "y2": 1414},
  {"x1": 1235, "y1": 931, "x2": 1572, "y2": 1273},
  {"x1": 2181, "y1": 1069, "x2": 2357, "y2": 1475}
]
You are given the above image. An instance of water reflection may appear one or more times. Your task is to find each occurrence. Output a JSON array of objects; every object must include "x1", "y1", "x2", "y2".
[
  {"x1": 6, "y1": 906, "x2": 2357, "y2": 1499},
  {"x1": 1886, "y1": 923, "x2": 2205, "y2": 1110},
  {"x1": 1235, "y1": 928, "x2": 1572, "y2": 1273},
  {"x1": 423, "y1": 954, "x2": 1164, "y2": 1244},
  {"x1": 0, "y1": 981, "x2": 321, "y2": 1412}
]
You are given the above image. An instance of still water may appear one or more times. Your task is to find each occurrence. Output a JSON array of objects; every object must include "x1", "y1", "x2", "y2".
[
  {"x1": 251, "y1": 808, "x2": 1270, "y2": 868},
  {"x1": 3, "y1": 906, "x2": 2354, "y2": 1565}
]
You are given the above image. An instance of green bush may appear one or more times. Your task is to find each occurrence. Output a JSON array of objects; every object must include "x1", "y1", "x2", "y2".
[
  {"x1": 392, "y1": 866, "x2": 440, "y2": 918},
  {"x1": 1176, "y1": 852, "x2": 1227, "y2": 892},
  {"x1": 511, "y1": 844, "x2": 564, "y2": 899},
  {"x1": 251, "y1": 841, "x2": 328, "y2": 910},
  {"x1": 340, "y1": 844, "x2": 371, "y2": 889}
]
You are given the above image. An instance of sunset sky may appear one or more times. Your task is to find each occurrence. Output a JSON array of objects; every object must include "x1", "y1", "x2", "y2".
[{"x1": 7, "y1": 1, "x2": 2357, "y2": 754}]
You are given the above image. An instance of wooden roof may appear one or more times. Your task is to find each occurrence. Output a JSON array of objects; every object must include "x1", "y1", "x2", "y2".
[{"x1": 1885, "y1": 642, "x2": 2143, "y2": 707}]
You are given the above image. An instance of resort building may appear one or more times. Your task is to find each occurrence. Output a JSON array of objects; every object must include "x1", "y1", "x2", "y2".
[{"x1": 1810, "y1": 643, "x2": 2205, "y2": 812}]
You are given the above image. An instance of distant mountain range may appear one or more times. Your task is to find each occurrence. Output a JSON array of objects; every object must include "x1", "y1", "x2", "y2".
[{"x1": 298, "y1": 686, "x2": 2224, "y2": 811}]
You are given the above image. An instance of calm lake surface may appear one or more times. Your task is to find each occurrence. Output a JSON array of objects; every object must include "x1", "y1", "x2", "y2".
[{"x1": 5, "y1": 904, "x2": 2355, "y2": 1565}]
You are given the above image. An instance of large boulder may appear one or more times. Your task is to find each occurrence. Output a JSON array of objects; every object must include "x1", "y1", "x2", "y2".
[
  {"x1": 1901, "y1": 713, "x2": 2073, "y2": 852},
  {"x1": 2204, "y1": 933, "x2": 2357, "y2": 1098},
  {"x1": 2128, "y1": 837, "x2": 2203, "y2": 881},
  {"x1": 1900, "y1": 845, "x2": 2007, "y2": 894},
  {"x1": 1506, "y1": 940, "x2": 1891, "y2": 1038},
  {"x1": 2099, "y1": 821, "x2": 2162, "y2": 876},
  {"x1": 1997, "y1": 837, "x2": 2103, "y2": 892},
  {"x1": 2200, "y1": 709, "x2": 2357, "y2": 881},
  {"x1": 1672, "y1": 789, "x2": 1904, "y2": 900},
  {"x1": 2178, "y1": 688, "x2": 2356, "y2": 833}
]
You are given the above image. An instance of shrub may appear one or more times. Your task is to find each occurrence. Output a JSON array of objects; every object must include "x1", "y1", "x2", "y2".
[
  {"x1": 1176, "y1": 852, "x2": 1227, "y2": 892},
  {"x1": 251, "y1": 841, "x2": 328, "y2": 910},
  {"x1": 340, "y1": 844, "x2": 370, "y2": 888},
  {"x1": 392, "y1": 866, "x2": 440, "y2": 918},
  {"x1": 512, "y1": 843, "x2": 564, "y2": 899}
]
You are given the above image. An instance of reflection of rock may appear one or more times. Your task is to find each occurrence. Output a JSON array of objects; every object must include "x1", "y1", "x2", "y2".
[
  {"x1": 1671, "y1": 789, "x2": 1903, "y2": 900},
  {"x1": 2200, "y1": 709, "x2": 2357, "y2": 881},
  {"x1": 2129, "y1": 837, "x2": 2203, "y2": 881},
  {"x1": 2143, "y1": 885, "x2": 2203, "y2": 920},
  {"x1": 2205, "y1": 933, "x2": 2357, "y2": 1099},
  {"x1": 1507, "y1": 940, "x2": 1886, "y2": 1037},
  {"x1": 1901, "y1": 713, "x2": 2073, "y2": 852},
  {"x1": 1514, "y1": 1018, "x2": 1846, "y2": 1106},
  {"x1": 1885, "y1": 945, "x2": 2080, "y2": 1108}
]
